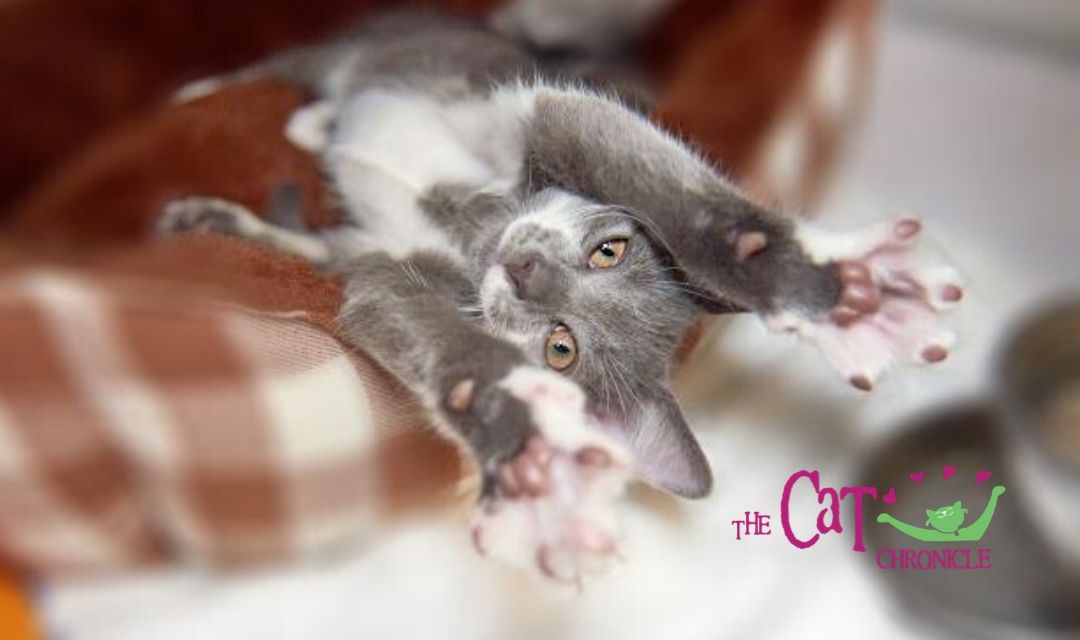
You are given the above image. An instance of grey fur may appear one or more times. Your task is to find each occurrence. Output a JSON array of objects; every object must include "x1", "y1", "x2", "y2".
[
  {"x1": 522, "y1": 92, "x2": 841, "y2": 314},
  {"x1": 162, "y1": 9, "x2": 846, "y2": 498},
  {"x1": 335, "y1": 251, "x2": 538, "y2": 491}
]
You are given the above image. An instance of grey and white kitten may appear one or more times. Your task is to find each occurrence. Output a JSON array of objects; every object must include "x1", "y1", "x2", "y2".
[{"x1": 161, "y1": 8, "x2": 960, "y2": 580}]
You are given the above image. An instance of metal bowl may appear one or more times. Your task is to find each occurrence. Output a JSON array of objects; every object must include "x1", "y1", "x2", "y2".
[
  {"x1": 998, "y1": 299, "x2": 1080, "y2": 572},
  {"x1": 858, "y1": 402, "x2": 1080, "y2": 637}
]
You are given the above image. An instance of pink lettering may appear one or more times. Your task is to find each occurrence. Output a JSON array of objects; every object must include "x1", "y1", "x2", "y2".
[
  {"x1": 780, "y1": 470, "x2": 820, "y2": 549},
  {"x1": 839, "y1": 486, "x2": 877, "y2": 552}
]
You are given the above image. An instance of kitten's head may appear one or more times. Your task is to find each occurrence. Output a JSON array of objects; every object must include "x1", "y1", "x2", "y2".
[{"x1": 480, "y1": 189, "x2": 713, "y2": 497}]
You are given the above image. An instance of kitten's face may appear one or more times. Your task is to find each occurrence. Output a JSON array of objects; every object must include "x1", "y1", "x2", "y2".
[{"x1": 479, "y1": 190, "x2": 712, "y2": 497}]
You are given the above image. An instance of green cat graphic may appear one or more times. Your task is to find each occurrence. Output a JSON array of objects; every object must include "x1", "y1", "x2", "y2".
[
  {"x1": 877, "y1": 485, "x2": 1006, "y2": 542},
  {"x1": 925, "y1": 501, "x2": 968, "y2": 534}
]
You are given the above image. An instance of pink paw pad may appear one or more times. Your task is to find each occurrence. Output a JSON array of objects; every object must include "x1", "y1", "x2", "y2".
[
  {"x1": 832, "y1": 260, "x2": 881, "y2": 327},
  {"x1": 473, "y1": 367, "x2": 629, "y2": 583},
  {"x1": 774, "y1": 216, "x2": 963, "y2": 390},
  {"x1": 730, "y1": 230, "x2": 769, "y2": 262},
  {"x1": 495, "y1": 436, "x2": 554, "y2": 498}
]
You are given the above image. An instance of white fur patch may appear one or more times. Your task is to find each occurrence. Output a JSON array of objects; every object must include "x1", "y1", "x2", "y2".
[
  {"x1": 325, "y1": 88, "x2": 528, "y2": 262},
  {"x1": 478, "y1": 265, "x2": 515, "y2": 331},
  {"x1": 794, "y1": 218, "x2": 906, "y2": 263},
  {"x1": 331, "y1": 89, "x2": 525, "y2": 192},
  {"x1": 497, "y1": 367, "x2": 626, "y2": 457},
  {"x1": 500, "y1": 190, "x2": 609, "y2": 246},
  {"x1": 285, "y1": 101, "x2": 336, "y2": 153}
]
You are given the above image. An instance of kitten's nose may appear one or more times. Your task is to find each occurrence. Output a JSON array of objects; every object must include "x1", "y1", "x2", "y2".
[{"x1": 504, "y1": 254, "x2": 553, "y2": 300}]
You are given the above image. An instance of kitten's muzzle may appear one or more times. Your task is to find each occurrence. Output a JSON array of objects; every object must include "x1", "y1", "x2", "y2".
[{"x1": 504, "y1": 253, "x2": 556, "y2": 302}]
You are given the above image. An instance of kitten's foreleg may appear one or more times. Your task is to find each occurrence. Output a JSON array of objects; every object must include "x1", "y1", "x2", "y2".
[
  {"x1": 510, "y1": 85, "x2": 838, "y2": 313},
  {"x1": 509, "y1": 85, "x2": 962, "y2": 388},
  {"x1": 336, "y1": 254, "x2": 629, "y2": 581}
]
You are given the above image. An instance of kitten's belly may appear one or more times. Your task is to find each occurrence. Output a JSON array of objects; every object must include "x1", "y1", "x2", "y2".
[{"x1": 326, "y1": 87, "x2": 524, "y2": 260}]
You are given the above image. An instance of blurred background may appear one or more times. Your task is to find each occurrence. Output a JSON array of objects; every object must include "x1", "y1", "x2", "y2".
[{"x1": 0, "y1": 0, "x2": 1078, "y2": 638}]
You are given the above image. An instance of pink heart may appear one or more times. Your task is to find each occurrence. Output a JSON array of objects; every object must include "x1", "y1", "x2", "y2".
[
  {"x1": 909, "y1": 471, "x2": 925, "y2": 483},
  {"x1": 976, "y1": 470, "x2": 992, "y2": 484},
  {"x1": 882, "y1": 487, "x2": 896, "y2": 504},
  {"x1": 943, "y1": 465, "x2": 957, "y2": 480}
]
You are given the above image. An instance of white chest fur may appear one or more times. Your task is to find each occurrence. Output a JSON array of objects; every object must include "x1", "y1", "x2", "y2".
[{"x1": 320, "y1": 88, "x2": 526, "y2": 261}]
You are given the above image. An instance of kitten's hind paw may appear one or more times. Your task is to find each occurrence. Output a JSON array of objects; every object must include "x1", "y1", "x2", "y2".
[
  {"x1": 767, "y1": 217, "x2": 963, "y2": 391},
  {"x1": 157, "y1": 196, "x2": 332, "y2": 264},
  {"x1": 157, "y1": 197, "x2": 260, "y2": 237},
  {"x1": 468, "y1": 368, "x2": 630, "y2": 584}
]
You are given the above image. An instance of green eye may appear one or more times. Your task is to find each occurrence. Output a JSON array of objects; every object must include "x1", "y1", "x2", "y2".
[
  {"x1": 588, "y1": 239, "x2": 628, "y2": 269},
  {"x1": 545, "y1": 324, "x2": 577, "y2": 371}
]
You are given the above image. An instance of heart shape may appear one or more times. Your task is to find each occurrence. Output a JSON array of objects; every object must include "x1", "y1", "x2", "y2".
[
  {"x1": 882, "y1": 487, "x2": 897, "y2": 504},
  {"x1": 976, "y1": 470, "x2": 993, "y2": 484},
  {"x1": 943, "y1": 465, "x2": 957, "y2": 480},
  {"x1": 909, "y1": 471, "x2": 925, "y2": 483}
]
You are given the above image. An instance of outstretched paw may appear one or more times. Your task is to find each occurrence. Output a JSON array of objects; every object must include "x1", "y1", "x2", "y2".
[
  {"x1": 465, "y1": 368, "x2": 630, "y2": 584},
  {"x1": 768, "y1": 217, "x2": 963, "y2": 391}
]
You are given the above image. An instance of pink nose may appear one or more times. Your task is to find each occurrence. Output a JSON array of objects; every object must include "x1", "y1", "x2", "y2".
[
  {"x1": 504, "y1": 257, "x2": 537, "y2": 294},
  {"x1": 503, "y1": 252, "x2": 555, "y2": 301}
]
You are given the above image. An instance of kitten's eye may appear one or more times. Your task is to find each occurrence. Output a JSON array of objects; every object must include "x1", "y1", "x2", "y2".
[
  {"x1": 545, "y1": 324, "x2": 577, "y2": 371},
  {"x1": 588, "y1": 239, "x2": 628, "y2": 269}
]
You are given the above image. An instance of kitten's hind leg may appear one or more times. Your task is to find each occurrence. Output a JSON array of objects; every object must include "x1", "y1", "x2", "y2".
[{"x1": 157, "y1": 196, "x2": 332, "y2": 266}]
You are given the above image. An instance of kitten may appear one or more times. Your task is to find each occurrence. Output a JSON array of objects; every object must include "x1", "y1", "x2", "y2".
[{"x1": 160, "y1": 9, "x2": 961, "y2": 582}]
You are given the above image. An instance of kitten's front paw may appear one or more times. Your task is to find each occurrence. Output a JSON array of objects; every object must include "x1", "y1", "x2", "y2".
[
  {"x1": 157, "y1": 197, "x2": 258, "y2": 237},
  {"x1": 768, "y1": 218, "x2": 963, "y2": 391},
  {"x1": 460, "y1": 368, "x2": 630, "y2": 584}
]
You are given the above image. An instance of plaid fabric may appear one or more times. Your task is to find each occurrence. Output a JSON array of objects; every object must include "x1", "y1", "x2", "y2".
[{"x1": 0, "y1": 257, "x2": 462, "y2": 573}]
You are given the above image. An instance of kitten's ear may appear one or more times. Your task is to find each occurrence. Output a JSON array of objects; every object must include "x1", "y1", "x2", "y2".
[
  {"x1": 952, "y1": 501, "x2": 963, "y2": 509},
  {"x1": 926, "y1": 509, "x2": 936, "y2": 518},
  {"x1": 619, "y1": 389, "x2": 713, "y2": 498}
]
